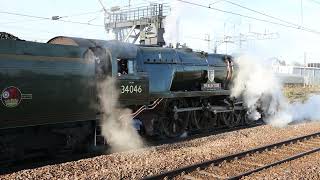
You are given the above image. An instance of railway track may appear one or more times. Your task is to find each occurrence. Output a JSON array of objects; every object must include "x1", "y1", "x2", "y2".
[{"x1": 143, "y1": 131, "x2": 320, "y2": 180}]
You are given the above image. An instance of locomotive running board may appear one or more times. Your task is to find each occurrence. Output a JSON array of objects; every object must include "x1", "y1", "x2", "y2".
[
  {"x1": 150, "y1": 90, "x2": 230, "y2": 99},
  {"x1": 173, "y1": 105, "x2": 244, "y2": 113}
]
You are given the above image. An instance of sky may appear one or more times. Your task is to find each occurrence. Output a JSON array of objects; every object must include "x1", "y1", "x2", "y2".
[{"x1": 1, "y1": 0, "x2": 320, "y2": 64}]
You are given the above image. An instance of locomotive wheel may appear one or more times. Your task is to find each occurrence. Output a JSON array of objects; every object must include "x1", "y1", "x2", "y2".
[
  {"x1": 234, "y1": 110, "x2": 243, "y2": 126},
  {"x1": 161, "y1": 99, "x2": 190, "y2": 138},
  {"x1": 221, "y1": 111, "x2": 242, "y2": 128},
  {"x1": 192, "y1": 110, "x2": 217, "y2": 130},
  {"x1": 190, "y1": 100, "x2": 217, "y2": 130}
]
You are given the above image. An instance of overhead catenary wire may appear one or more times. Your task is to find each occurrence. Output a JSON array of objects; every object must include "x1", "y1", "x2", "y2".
[
  {"x1": 222, "y1": 0, "x2": 320, "y2": 34},
  {"x1": 54, "y1": 19, "x2": 104, "y2": 27},
  {"x1": 0, "y1": 9, "x2": 103, "y2": 25},
  {"x1": 59, "y1": 9, "x2": 103, "y2": 19},
  {"x1": 0, "y1": 19, "x2": 48, "y2": 25},
  {"x1": 98, "y1": 0, "x2": 107, "y2": 12},
  {"x1": 222, "y1": 0, "x2": 311, "y2": 31},
  {"x1": 0, "y1": 11, "x2": 104, "y2": 27},
  {"x1": 174, "y1": 0, "x2": 320, "y2": 35},
  {"x1": 0, "y1": 11, "x2": 50, "y2": 20}
]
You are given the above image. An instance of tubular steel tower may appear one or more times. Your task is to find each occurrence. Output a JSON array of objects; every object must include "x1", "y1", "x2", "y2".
[{"x1": 104, "y1": 3, "x2": 170, "y2": 46}]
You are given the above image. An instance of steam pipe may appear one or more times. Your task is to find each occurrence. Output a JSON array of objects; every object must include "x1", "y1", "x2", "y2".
[{"x1": 130, "y1": 98, "x2": 163, "y2": 119}]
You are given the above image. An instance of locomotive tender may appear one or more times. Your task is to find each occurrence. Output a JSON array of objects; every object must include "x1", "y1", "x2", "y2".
[{"x1": 0, "y1": 33, "x2": 249, "y2": 161}]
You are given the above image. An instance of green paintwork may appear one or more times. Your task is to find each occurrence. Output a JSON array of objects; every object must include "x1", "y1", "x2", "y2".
[{"x1": 0, "y1": 40, "x2": 97, "y2": 129}]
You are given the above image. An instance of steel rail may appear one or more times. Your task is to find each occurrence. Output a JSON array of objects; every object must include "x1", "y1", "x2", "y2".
[
  {"x1": 142, "y1": 132, "x2": 320, "y2": 180},
  {"x1": 227, "y1": 147, "x2": 320, "y2": 180}
]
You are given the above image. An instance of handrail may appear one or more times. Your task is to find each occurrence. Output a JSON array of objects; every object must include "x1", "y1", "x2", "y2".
[{"x1": 107, "y1": 4, "x2": 170, "y2": 24}]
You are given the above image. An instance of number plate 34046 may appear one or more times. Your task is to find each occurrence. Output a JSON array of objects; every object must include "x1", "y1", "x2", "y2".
[{"x1": 120, "y1": 85, "x2": 143, "y2": 94}]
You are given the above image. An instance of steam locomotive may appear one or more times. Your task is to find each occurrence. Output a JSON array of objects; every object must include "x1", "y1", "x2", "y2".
[{"x1": 0, "y1": 33, "x2": 250, "y2": 161}]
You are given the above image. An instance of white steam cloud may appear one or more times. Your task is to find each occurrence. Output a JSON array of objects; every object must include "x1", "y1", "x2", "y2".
[
  {"x1": 231, "y1": 55, "x2": 320, "y2": 127},
  {"x1": 98, "y1": 77, "x2": 144, "y2": 152},
  {"x1": 269, "y1": 95, "x2": 320, "y2": 127},
  {"x1": 231, "y1": 55, "x2": 286, "y2": 120}
]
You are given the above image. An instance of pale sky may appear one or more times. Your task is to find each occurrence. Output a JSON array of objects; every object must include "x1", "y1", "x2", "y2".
[{"x1": 1, "y1": 0, "x2": 320, "y2": 63}]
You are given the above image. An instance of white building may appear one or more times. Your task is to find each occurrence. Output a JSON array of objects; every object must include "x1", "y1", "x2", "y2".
[{"x1": 272, "y1": 62, "x2": 320, "y2": 85}]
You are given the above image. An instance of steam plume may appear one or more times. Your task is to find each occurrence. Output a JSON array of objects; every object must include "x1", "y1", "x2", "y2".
[
  {"x1": 268, "y1": 94, "x2": 320, "y2": 127},
  {"x1": 231, "y1": 55, "x2": 320, "y2": 127},
  {"x1": 98, "y1": 77, "x2": 144, "y2": 152}
]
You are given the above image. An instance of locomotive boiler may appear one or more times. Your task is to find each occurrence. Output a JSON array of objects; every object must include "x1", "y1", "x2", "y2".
[{"x1": 0, "y1": 33, "x2": 249, "y2": 162}]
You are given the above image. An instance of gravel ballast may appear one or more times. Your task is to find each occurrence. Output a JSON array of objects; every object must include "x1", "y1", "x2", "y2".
[
  {"x1": 2, "y1": 122, "x2": 320, "y2": 179},
  {"x1": 245, "y1": 152, "x2": 320, "y2": 180},
  {"x1": 182, "y1": 134, "x2": 320, "y2": 179}
]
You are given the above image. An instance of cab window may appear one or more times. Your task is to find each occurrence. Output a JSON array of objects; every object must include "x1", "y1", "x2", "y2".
[{"x1": 118, "y1": 59, "x2": 135, "y2": 76}]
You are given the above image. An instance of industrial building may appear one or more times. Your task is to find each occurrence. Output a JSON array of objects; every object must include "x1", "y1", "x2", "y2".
[{"x1": 273, "y1": 63, "x2": 320, "y2": 86}]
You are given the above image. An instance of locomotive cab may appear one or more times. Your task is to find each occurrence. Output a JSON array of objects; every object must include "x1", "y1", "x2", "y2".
[
  {"x1": 48, "y1": 36, "x2": 150, "y2": 106},
  {"x1": 116, "y1": 57, "x2": 149, "y2": 106}
]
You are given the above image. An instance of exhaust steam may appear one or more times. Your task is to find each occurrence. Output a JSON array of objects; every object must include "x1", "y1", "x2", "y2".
[
  {"x1": 97, "y1": 76, "x2": 144, "y2": 152},
  {"x1": 231, "y1": 55, "x2": 320, "y2": 127}
]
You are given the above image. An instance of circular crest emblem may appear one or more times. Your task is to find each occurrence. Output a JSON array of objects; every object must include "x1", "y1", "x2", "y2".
[{"x1": 1, "y1": 86, "x2": 22, "y2": 108}]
